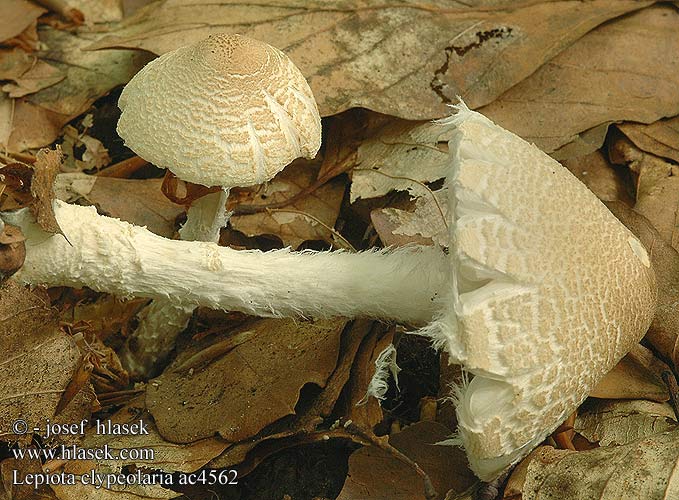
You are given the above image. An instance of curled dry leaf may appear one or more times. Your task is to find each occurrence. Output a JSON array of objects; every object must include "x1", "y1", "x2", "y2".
[
  {"x1": 88, "y1": 0, "x2": 652, "y2": 119},
  {"x1": 575, "y1": 399, "x2": 677, "y2": 447},
  {"x1": 505, "y1": 429, "x2": 679, "y2": 500},
  {"x1": 208, "y1": 320, "x2": 372, "y2": 472},
  {"x1": 229, "y1": 162, "x2": 345, "y2": 249},
  {"x1": 483, "y1": 4, "x2": 679, "y2": 153},
  {"x1": 146, "y1": 318, "x2": 345, "y2": 444},
  {"x1": 618, "y1": 116, "x2": 679, "y2": 164}
]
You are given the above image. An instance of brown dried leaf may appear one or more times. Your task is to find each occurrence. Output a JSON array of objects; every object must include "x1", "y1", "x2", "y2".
[
  {"x1": 64, "y1": 398, "x2": 228, "y2": 475},
  {"x1": 337, "y1": 444, "x2": 427, "y2": 500},
  {"x1": 147, "y1": 318, "x2": 345, "y2": 443},
  {"x1": 483, "y1": 4, "x2": 679, "y2": 153},
  {"x1": 0, "y1": 224, "x2": 26, "y2": 283},
  {"x1": 506, "y1": 430, "x2": 679, "y2": 500},
  {"x1": 0, "y1": 281, "x2": 81, "y2": 442},
  {"x1": 208, "y1": 319, "x2": 372, "y2": 470},
  {"x1": 30, "y1": 147, "x2": 62, "y2": 234},
  {"x1": 561, "y1": 151, "x2": 634, "y2": 205},
  {"x1": 1, "y1": 457, "x2": 59, "y2": 500},
  {"x1": 0, "y1": 0, "x2": 45, "y2": 43},
  {"x1": 88, "y1": 0, "x2": 651, "y2": 119},
  {"x1": 389, "y1": 421, "x2": 477, "y2": 498},
  {"x1": 575, "y1": 399, "x2": 677, "y2": 447},
  {"x1": 230, "y1": 161, "x2": 345, "y2": 249},
  {"x1": 54, "y1": 174, "x2": 183, "y2": 238},
  {"x1": 619, "y1": 116, "x2": 679, "y2": 164},
  {"x1": 1, "y1": 59, "x2": 65, "y2": 98},
  {"x1": 1, "y1": 27, "x2": 151, "y2": 153},
  {"x1": 590, "y1": 344, "x2": 669, "y2": 402}
]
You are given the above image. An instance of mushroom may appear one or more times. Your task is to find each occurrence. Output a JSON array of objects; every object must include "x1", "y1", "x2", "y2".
[
  {"x1": 115, "y1": 33, "x2": 322, "y2": 376},
  {"x1": 5, "y1": 103, "x2": 656, "y2": 480}
]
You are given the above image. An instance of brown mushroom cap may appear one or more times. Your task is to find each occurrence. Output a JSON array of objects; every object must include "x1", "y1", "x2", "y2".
[
  {"x1": 117, "y1": 34, "x2": 321, "y2": 188},
  {"x1": 425, "y1": 103, "x2": 657, "y2": 480}
]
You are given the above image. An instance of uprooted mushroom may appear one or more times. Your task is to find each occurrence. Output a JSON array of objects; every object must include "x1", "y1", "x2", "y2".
[
  {"x1": 116, "y1": 33, "x2": 322, "y2": 377},
  {"x1": 4, "y1": 103, "x2": 656, "y2": 480}
]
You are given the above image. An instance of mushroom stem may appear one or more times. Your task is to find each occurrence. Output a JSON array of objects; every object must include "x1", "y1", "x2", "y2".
[
  {"x1": 7, "y1": 201, "x2": 449, "y2": 325},
  {"x1": 119, "y1": 189, "x2": 230, "y2": 377}
]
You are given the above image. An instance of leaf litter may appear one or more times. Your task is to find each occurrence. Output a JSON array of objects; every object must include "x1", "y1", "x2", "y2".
[{"x1": 2, "y1": 1, "x2": 679, "y2": 498}]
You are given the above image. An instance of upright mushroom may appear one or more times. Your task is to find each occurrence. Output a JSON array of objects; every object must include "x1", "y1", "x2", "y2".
[
  {"x1": 5, "y1": 103, "x2": 656, "y2": 480},
  {"x1": 115, "y1": 33, "x2": 322, "y2": 376}
]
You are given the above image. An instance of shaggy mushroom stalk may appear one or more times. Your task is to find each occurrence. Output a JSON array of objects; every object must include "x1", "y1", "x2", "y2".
[
  {"x1": 6, "y1": 200, "x2": 448, "y2": 325},
  {"x1": 118, "y1": 189, "x2": 229, "y2": 377}
]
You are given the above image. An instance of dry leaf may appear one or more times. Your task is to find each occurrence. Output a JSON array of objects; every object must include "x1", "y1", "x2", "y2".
[
  {"x1": 1, "y1": 59, "x2": 65, "y2": 98},
  {"x1": 575, "y1": 399, "x2": 677, "y2": 447},
  {"x1": 0, "y1": 281, "x2": 81, "y2": 442},
  {"x1": 506, "y1": 430, "x2": 679, "y2": 500},
  {"x1": 483, "y1": 4, "x2": 679, "y2": 153},
  {"x1": 350, "y1": 118, "x2": 451, "y2": 202},
  {"x1": 51, "y1": 460, "x2": 180, "y2": 500},
  {"x1": 389, "y1": 421, "x2": 477, "y2": 498},
  {"x1": 30, "y1": 147, "x2": 62, "y2": 234},
  {"x1": 606, "y1": 202, "x2": 679, "y2": 373},
  {"x1": 64, "y1": 399, "x2": 228, "y2": 475},
  {"x1": 208, "y1": 319, "x2": 372, "y2": 470},
  {"x1": 72, "y1": 0, "x2": 124, "y2": 24},
  {"x1": 89, "y1": 0, "x2": 652, "y2": 119},
  {"x1": 1, "y1": 27, "x2": 151, "y2": 153},
  {"x1": 337, "y1": 444, "x2": 427, "y2": 500},
  {"x1": 561, "y1": 151, "x2": 633, "y2": 205},
  {"x1": 371, "y1": 189, "x2": 449, "y2": 248},
  {"x1": 609, "y1": 135, "x2": 679, "y2": 251},
  {"x1": 618, "y1": 116, "x2": 679, "y2": 164},
  {"x1": 54, "y1": 174, "x2": 183, "y2": 238},
  {"x1": 230, "y1": 161, "x2": 345, "y2": 249},
  {"x1": 146, "y1": 318, "x2": 345, "y2": 443},
  {"x1": 0, "y1": 0, "x2": 45, "y2": 43},
  {"x1": 550, "y1": 122, "x2": 610, "y2": 161},
  {"x1": 589, "y1": 344, "x2": 669, "y2": 402},
  {"x1": 1, "y1": 457, "x2": 59, "y2": 500}
]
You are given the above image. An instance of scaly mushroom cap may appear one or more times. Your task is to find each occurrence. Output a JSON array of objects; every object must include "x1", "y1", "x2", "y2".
[
  {"x1": 426, "y1": 103, "x2": 657, "y2": 480},
  {"x1": 117, "y1": 33, "x2": 322, "y2": 187}
]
